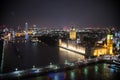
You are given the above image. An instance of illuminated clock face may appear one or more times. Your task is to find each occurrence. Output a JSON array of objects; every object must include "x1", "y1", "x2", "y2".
[
  {"x1": 110, "y1": 35, "x2": 113, "y2": 39},
  {"x1": 107, "y1": 35, "x2": 113, "y2": 39}
]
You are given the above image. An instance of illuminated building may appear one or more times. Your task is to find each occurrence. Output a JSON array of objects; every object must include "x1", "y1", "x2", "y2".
[
  {"x1": 93, "y1": 32, "x2": 113, "y2": 56},
  {"x1": 25, "y1": 22, "x2": 29, "y2": 40},
  {"x1": 15, "y1": 32, "x2": 21, "y2": 37},
  {"x1": 28, "y1": 29, "x2": 33, "y2": 35},
  {"x1": 106, "y1": 34, "x2": 113, "y2": 54},
  {"x1": 93, "y1": 47, "x2": 107, "y2": 56},
  {"x1": 33, "y1": 25, "x2": 37, "y2": 35},
  {"x1": 69, "y1": 28, "x2": 76, "y2": 40},
  {"x1": 58, "y1": 39, "x2": 85, "y2": 54}
]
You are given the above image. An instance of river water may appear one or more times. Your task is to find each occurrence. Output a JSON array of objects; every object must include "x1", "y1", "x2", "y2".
[
  {"x1": 3, "y1": 41, "x2": 84, "y2": 73},
  {"x1": 3, "y1": 41, "x2": 120, "y2": 80}
]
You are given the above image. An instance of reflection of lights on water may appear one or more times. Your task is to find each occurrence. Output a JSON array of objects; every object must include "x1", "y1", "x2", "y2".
[
  {"x1": 33, "y1": 76, "x2": 48, "y2": 80},
  {"x1": 109, "y1": 64, "x2": 116, "y2": 73},
  {"x1": 95, "y1": 65, "x2": 98, "y2": 73},
  {"x1": 64, "y1": 73, "x2": 67, "y2": 79},
  {"x1": 54, "y1": 75, "x2": 59, "y2": 80},
  {"x1": 70, "y1": 71, "x2": 75, "y2": 80},
  {"x1": 110, "y1": 68, "x2": 115, "y2": 73},
  {"x1": 103, "y1": 63, "x2": 106, "y2": 69},
  {"x1": 84, "y1": 67, "x2": 88, "y2": 76},
  {"x1": 48, "y1": 72, "x2": 65, "y2": 80}
]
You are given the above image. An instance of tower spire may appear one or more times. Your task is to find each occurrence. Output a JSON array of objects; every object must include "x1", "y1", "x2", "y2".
[{"x1": 25, "y1": 22, "x2": 29, "y2": 41}]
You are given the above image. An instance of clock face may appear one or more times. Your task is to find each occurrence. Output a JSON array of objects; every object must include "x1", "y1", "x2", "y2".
[
  {"x1": 107, "y1": 35, "x2": 113, "y2": 39},
  {"x1": 110, "y1": 35, "x2": 113, "y2": 39}
]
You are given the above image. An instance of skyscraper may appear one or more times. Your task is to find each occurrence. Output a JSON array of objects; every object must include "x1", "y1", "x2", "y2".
[{"x1": 25, "y1": 22, "x2": 29, "y2": 41}]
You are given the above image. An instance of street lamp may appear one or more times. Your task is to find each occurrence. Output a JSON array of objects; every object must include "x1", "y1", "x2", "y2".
[
  {"x1": 15, "y1": 68, "x2": 18, "y2": 71},
  {"x1": 0, "y1": 40, "x2": 5, "y2": 73}
]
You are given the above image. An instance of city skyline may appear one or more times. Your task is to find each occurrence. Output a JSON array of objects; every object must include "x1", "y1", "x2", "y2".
[
  {"x1": 0, "y1": 0, "x2": 120, "y2": 28},
  {"x1": 0, "y1": 1, "x2": 120, "y2": 79}
]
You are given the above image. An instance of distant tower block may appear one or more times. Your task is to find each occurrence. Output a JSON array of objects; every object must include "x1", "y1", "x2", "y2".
[
  {"x1": 25, "y1": 22, "x2": 29, "y2": 40},
  {"x1": 12, "y1": 31, "x2": 15, "y2": 39},
  {"x1": 69, "y1": 28, "x2": 76, "y2": 40},
  {"x1": 33, "y1": 25, "x2": 37, "y2": 35},
  {"x1": 107, "y1": 34, "x2": 113, "y2": 54}
]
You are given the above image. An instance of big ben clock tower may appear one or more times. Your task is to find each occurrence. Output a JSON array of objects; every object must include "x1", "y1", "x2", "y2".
[{"x1": 107, "y1": 31, "x2": 113, "y2": 55}]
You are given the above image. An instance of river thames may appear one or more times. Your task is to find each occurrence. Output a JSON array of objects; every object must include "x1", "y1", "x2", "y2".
[{"x1": 2, "y1": 40, "x2": 120, "y2": 80}]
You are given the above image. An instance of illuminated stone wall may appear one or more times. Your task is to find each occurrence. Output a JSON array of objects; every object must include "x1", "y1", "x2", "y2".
[
  {"x1": 59, "y1": 39, "x2": 85, "y2": 54},
  {"x1": 93, "y1": 47, "x2": 107, "y2": 56}
]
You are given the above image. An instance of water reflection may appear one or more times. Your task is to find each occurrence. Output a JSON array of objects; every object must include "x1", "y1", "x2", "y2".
[
  {"x1": 22, "y1": 63, "x2": 120, "y2": 80},
  {"x1": 83, "y1": 67, "x2": 88, "y2": 79},
  {"x1": 109, "y1": 64, "x2": 116, "y2": 74},
  {"x1": 4, "y1": 42, "x2": 85, "y2": 73},
  {"x1": 103, "y1": 63, "x2": 107, "y2": 69},
  {"x1": 59, "y1": 48, "x2": 85, "y2": 63},
  {"x1": 94, "y1": 65, "x2": 99, "y2": 73},
  {"x1": 3, "y1": 42, "x2": 120, "y2": 80},
  {"x1": 48, "y1": 72, "x2": 65, "y2": 80},
  {"x1": 70, "y1": 70, "x2": 75, "y2": 80}
]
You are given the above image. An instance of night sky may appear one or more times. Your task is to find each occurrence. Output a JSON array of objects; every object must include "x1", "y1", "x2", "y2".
[{"x1": 0, "y1": 0, "x2": 120, "y2": 28}]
